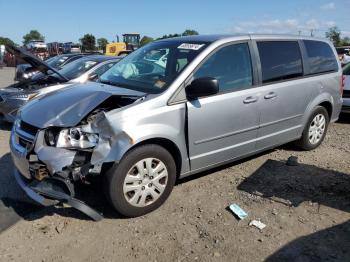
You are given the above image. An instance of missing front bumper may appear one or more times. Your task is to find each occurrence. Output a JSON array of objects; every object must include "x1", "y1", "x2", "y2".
[{"x1": 14, "y1": 170, "x2": 103, "y2": 221}]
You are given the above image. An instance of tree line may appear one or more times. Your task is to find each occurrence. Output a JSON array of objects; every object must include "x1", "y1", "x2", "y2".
[
  {"x1": 325, "y1": 26, "x2": 350, "y2": 46},
  {"x1": 0, "y1": 29, "x2": 199, "y2": 52},
  {"x1": 79, "y1": 29, "x2": 199, "y2": 51},
  {"x1": 1, "y1": 27, "x2": 349, "y2": 52}
]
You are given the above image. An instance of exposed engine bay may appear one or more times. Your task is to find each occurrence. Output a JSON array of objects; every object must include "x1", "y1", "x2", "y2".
[
  {"x1": 30, "y1": 95, "x2": 140, "y2": 180},
  {"x1": 10, "y1": 74, "x2": 65, "y2": 91}
]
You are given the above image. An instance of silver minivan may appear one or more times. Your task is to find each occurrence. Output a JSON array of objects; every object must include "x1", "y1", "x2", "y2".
[{"x1": 10, "y1": 34, "x2": 342, "y2": 219}]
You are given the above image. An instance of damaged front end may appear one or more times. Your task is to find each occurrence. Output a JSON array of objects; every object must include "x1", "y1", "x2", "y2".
[{"x1": 10, "y1": 88, "x2": 144, "y2": 221}]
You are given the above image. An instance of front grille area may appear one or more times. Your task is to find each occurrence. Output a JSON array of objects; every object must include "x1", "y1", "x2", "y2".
[
  {"x1": 20, "y1": 121, "x2": 39, "y2": 137},
  {"x1": 18, "y1": 136, "x2": 32, "y2": 149},
  {"x1": 343, "y1": 90, "x2": 350, "y2": 99},
  {"x1": 14, "y1": 120, "x2": 39, "y2": 152}
]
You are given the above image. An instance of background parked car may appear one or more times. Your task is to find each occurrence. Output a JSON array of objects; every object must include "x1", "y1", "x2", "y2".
[
  {"x1": 15, "y1": 53, "x2": 97, "y2": 82},
  {"x1": 63, "y1": 42, "x2": 82, "y2": 54},
  {"x1": 342, "y1": 63, "x2": 350, "y2": 113},
  {"x1": 336, "y1": 46, "x2": 350, "y2": 66},
  {"x1": 0, "y1": 46, "x2": 120, "y2": 122},
  {"x1": 25, "y1": 40, "x2": 49, "y2": 60}
]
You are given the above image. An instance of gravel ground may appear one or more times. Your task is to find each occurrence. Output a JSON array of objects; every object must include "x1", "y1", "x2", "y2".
[{"x1": 0, "y1": 68, "x2": 349, "y2": 262}]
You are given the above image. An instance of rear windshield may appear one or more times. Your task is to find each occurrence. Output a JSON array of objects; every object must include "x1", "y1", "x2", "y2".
[{"x1": 303, "y1": 40, "x2": 338, "y2": 75}]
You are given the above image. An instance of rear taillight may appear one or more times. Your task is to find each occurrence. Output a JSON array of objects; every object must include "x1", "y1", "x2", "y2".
[{"x1": 341, "y1": 74, "x2": 345, "y2": 96}]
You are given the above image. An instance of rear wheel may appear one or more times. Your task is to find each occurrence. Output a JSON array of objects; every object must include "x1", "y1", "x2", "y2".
[
  {"x1": 105, "y1": 144, "x2": 176, "y2": 217},
  {"x1": 297, "y1": 106, "x2": 329, "y2": 150}
]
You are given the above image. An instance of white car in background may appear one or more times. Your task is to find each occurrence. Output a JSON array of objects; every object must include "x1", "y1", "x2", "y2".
[
  {"x1": 336, "y1": 47, "x2": 350, "y2": 66},
  {"x1": 342, "y1": 63, "x2": 350, "y2": 113}
]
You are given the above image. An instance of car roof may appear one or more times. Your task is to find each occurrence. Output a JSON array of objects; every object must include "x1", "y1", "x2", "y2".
[{"x1": 156, "y1": 34, "x2": 331, "y2": 44}]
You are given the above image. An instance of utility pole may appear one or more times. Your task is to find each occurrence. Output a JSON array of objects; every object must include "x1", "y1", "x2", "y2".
[{"x1": 310, "y1": 29, "x2": 314, "y2": 37}]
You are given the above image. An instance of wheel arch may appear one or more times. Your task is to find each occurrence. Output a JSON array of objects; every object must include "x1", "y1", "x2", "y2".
[
  {"x1": 125, "y1": 137, "x2": 183, "y2": 179},
  {"x1": 318, "y1": 101, "x2": 333, "y2": 120},
  {"x1": 301, "y1": 93, "x2": 334, "y2": 134}
]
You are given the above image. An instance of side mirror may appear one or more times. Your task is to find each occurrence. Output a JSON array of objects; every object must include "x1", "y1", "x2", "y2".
[{"x1": 186, "y1": 77, "x2": 219, "y2": 99}]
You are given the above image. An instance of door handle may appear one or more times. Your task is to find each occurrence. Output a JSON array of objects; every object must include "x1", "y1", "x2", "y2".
[
  {"x1": 264, "y1": 92, "x2": 277, "y2": 99},
  {"x1": 243, "y1": 96, "x2": 258, "y2": 104}
]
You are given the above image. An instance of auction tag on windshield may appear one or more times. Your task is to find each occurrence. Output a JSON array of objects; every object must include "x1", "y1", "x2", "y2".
[{"x1": 178, "y1": 43, "x2": 204, "y2": 50}]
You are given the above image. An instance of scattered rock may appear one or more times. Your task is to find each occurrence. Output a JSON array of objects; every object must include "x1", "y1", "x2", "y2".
[
  {"x1": 286, "y1": 156, "x2": 299, "y2": 166},
  {"x1": 55, "y1": 222, "x2": 67, "y2": 234},
  {"x1": 38, "y1": 225, "x2": 50, "y2": 234}
]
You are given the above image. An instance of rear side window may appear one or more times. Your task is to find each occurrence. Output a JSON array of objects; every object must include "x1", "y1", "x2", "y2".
[
  {"x1": 257, "y1": 41, "x2": 303, "y2": 84},
  {"x1": 194, "y1": 43, "x2": 253, "y2": 92},
  {"x1": 303, "y1": 40, "x2": 338, "y2": 75}
]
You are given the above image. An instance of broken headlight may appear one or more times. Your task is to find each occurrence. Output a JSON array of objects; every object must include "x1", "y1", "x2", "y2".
[{"x1": 46, "y1": 127, "x2": 99, "y2": 149}]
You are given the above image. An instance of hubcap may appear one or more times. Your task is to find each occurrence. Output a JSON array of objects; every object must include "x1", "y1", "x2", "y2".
[
  {"x1": 123, "y1": 158, "x2": 168, "y2": 207},
  {"x1": 308, "y1": 114, "x2": 326, "y2": 145}
]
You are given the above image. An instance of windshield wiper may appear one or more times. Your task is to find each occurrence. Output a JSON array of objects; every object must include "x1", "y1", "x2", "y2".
[{"x1": 99, "y1": 80, "x2": 118, "y2": 86}]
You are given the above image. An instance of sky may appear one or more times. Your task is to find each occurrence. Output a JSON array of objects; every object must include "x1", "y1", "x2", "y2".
[{"x1": 0, "y1": 0, "x2": 350, "y2": 45}]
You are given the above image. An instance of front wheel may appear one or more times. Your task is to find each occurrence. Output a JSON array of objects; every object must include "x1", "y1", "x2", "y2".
[
  {"x1": 296, "y1": 106, "x2": 329, "y2": 150},
  {"x1": 105, "y1": 144, "x2": 177, "y2": 217}
]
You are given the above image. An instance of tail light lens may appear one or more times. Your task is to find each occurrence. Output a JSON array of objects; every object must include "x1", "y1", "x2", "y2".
[{"x1": 341, "y1": 74, "x2": 345, "y2": 96}]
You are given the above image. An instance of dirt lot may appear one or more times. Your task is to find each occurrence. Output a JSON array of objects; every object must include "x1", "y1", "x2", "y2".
[{"x1": 0, "y1": 68, "x2": 349, "y2": 262}]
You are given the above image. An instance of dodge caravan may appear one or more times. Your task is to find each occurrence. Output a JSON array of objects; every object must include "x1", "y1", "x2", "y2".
[{"x1": 10, "y1": 35, "x2": 342, "y2": 220}]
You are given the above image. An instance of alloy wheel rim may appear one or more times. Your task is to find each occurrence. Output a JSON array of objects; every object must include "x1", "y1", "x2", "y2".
[
  {"x1": 308, "y1": 114, "x2": 326, "y2": 145},
  {"x1": 123, "y1": 158, "x2": 168, "y2": 207}
]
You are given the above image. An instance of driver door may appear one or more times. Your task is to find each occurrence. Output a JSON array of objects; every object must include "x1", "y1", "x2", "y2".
[{"x1": 187, "y1": 42, "x2": 260, "y2": 171}]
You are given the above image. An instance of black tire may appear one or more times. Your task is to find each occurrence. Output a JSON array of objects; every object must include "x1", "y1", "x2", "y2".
[
  {"x1": 296, "y1": 106, "x2": 329, "y2": 150},
  {"x1": 104, "y1": 144, "x2": 176, "y2": 217}
]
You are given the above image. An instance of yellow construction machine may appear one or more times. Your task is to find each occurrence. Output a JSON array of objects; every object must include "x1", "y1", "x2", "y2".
[{"x1": 105, "y1": 33, "x2": 140, "y2": 56}]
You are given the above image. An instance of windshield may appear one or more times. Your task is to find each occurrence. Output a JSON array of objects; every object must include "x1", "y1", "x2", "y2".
[
  {"x1": 45, "y1": 55, "x2": 69, "y2": 69},
  {"x1": 55, "y1": 58, "x2": 98, "y2": 80},
  {"x1": 99, "y1": 41, "x2": 207, "y2": 93},
  {"x1": 124, "y1": 35, "x2": 139, "y2": 45}
]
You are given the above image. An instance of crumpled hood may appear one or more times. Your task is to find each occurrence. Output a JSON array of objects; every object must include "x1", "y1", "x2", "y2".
[{"x1": 20, "y1": 82, "x2": 145, "y2": 128}]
